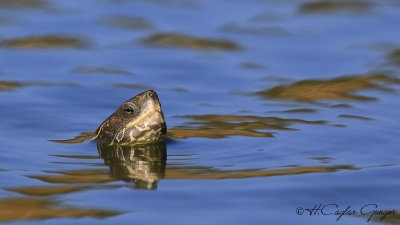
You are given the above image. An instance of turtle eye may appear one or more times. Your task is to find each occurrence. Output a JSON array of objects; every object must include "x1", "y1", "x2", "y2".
[{"x1": 123, "y1": 105, "x2": 136, "y2": 114}]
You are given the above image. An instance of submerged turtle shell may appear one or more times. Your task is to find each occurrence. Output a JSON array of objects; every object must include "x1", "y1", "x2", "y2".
[{"x1": 93, "y1": 90, "x2": 167, "y2": 144}]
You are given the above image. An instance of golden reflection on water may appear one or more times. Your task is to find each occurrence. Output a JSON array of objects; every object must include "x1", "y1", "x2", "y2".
[
  {"x1": 0, "y1": 81, "x2": 22, "y2": 91},
  {"x1": 299, "y1": 1, "x2": 373, "y2": 13},
  {"x1": 0, "y1": 198, "x2": 121, "y2": 222},
  {"x1": 0, "y1": 81, "x2": 78, "y2": 91},
  {"x1": 6, "y1": 185, "x2": 91, "y2": 196},
  {"x1": 29, "y1": 138, "x2": 362, "y2": 192},
  {"x1": 169, "y1": 114, "x2": 325, "y2": 139},
  {"x1": 0, "y1": 35, "x2": 89, "y2": 49},
  {"x1": 164, "y1": 165, "x2": 356, "y2": 179},
  {"x1": 0, "y1": 198, "x2": 120, "y2": 223},
  {"x1": 142, "y1": 33, "x2": 240, "y2": 51},
  {"x1": 29, "y1": 169, "x2": 116, "y2": 184},
  {"x1": 22, "y1": 151, "x2": 357, "y2": 190},
  {"x1": 169, "y1": 128, "x2": 274, "y2": 139},
  {"x1": 256, "y1": 74, "x2": 400, "y2": 102},
  {"x1": 50, "y1": 132, "x2": 93, "y2": 143}
]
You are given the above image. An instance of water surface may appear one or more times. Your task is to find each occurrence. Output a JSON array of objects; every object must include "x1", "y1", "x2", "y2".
[{"x1": 0, "y1": 0, "x2": 399, "y2": 224}]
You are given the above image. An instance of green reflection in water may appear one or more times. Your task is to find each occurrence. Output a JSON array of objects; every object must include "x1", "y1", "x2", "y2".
[
  {"x1": 299, "y1": 1, "x2": 373, "y2": 13},
  {"x1": 142, "y1": 33, "x2": 241, "y2": 51},
  {"x1": 0, "y1": 35, "x2": 89, "y2": 49},
  {"x1": 256, "y1": 74, "x2": 400, "y2": 102}
]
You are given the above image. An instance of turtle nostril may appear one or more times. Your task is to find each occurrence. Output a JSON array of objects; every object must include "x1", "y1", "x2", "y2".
[{"x1": 147, "y1": 90, "x2": 157, "y2": 98}]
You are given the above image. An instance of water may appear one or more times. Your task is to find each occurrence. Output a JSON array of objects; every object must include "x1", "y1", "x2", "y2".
[{"x1": 0, "y1": 0, "x2": 399, "y2": 224}]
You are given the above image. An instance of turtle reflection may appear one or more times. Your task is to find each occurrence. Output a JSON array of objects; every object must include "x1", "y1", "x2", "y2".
[{"x1": 97, "y1": 142, "x2": 166, "y2": 190}]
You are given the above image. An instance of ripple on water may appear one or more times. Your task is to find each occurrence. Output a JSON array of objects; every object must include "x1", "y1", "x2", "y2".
[
  {"x1": 0, "y1": 0, "x2": 47, "y2": 9},
  {"x1": 5, "y1": 185, "x2": 92, "y2": 196},
  {"x1": 255, "y1": 74, "x2": 400, "y2": 102},
  {"x1": 70, "y1": 66, "x2": 133, "y2": 75},
  {"x1": 101, "y1": 15, "x2": 156, "y2": 30},
  {"x1": 112, "y1": 83, "x2": 188, "y2": 92},
  {"x1": 299, "y1": 0, "x2": 374, "y2": 14},
  {"x1": 110, "y1": 0, "x2": 201, "y2": 9},
  {"x1": 141, "y1": 33, "x2": 241, "y2": 51},
  {"x1": 0, "y1": 35, "x2": 90, "y2": 49},
  {"x1": 168, "y1": 114, "x2": 326, "y2": 139},
  {"x1": 269, "y1": 108, "x2": 319, "y2": 114},
  {"x1": 237, "y1": 62, "x2": 267, "y2": 70},
  {"x1": 387, "y1": 49, "x2": 400, "y2": 67},
  {"x1": 28, "y1": 169, "x2": 116, "y2": 184},
  {"x1": 218, "y1": 23, "x2": 291, "y2": 36},
  {"x1": 0, "y1": 81, "x2": 22, "y2": 91},
  {"x1": 0, "y1": 198, "x2": 121, "y2": 223},
  {"x1": 337, "y1": 114, "x2": 373, "y2": 120},
  {"x1": 22, "y1": 148, "x2": 360, "y2": 192},
  {"x1": 0, "y1": 81, "x2": 78, "y2": 91}
]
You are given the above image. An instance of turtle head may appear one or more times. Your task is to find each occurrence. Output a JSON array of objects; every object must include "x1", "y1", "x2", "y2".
[{"x1": 94, "y1": 90, "x2": 167, "y2": 144}]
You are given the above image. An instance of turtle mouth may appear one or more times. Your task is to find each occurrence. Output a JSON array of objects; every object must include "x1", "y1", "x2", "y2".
[
  {"x1": 121, "y1": 113, "x2": 165, "y2": 144},
  {"x1": 146, "y1": 109, "x2": 166, "y2": 129}
]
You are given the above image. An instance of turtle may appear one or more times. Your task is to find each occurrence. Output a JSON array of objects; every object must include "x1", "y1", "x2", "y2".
[{"x1": 92, "y1": 90, "x2": 167, "y2": 145}]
